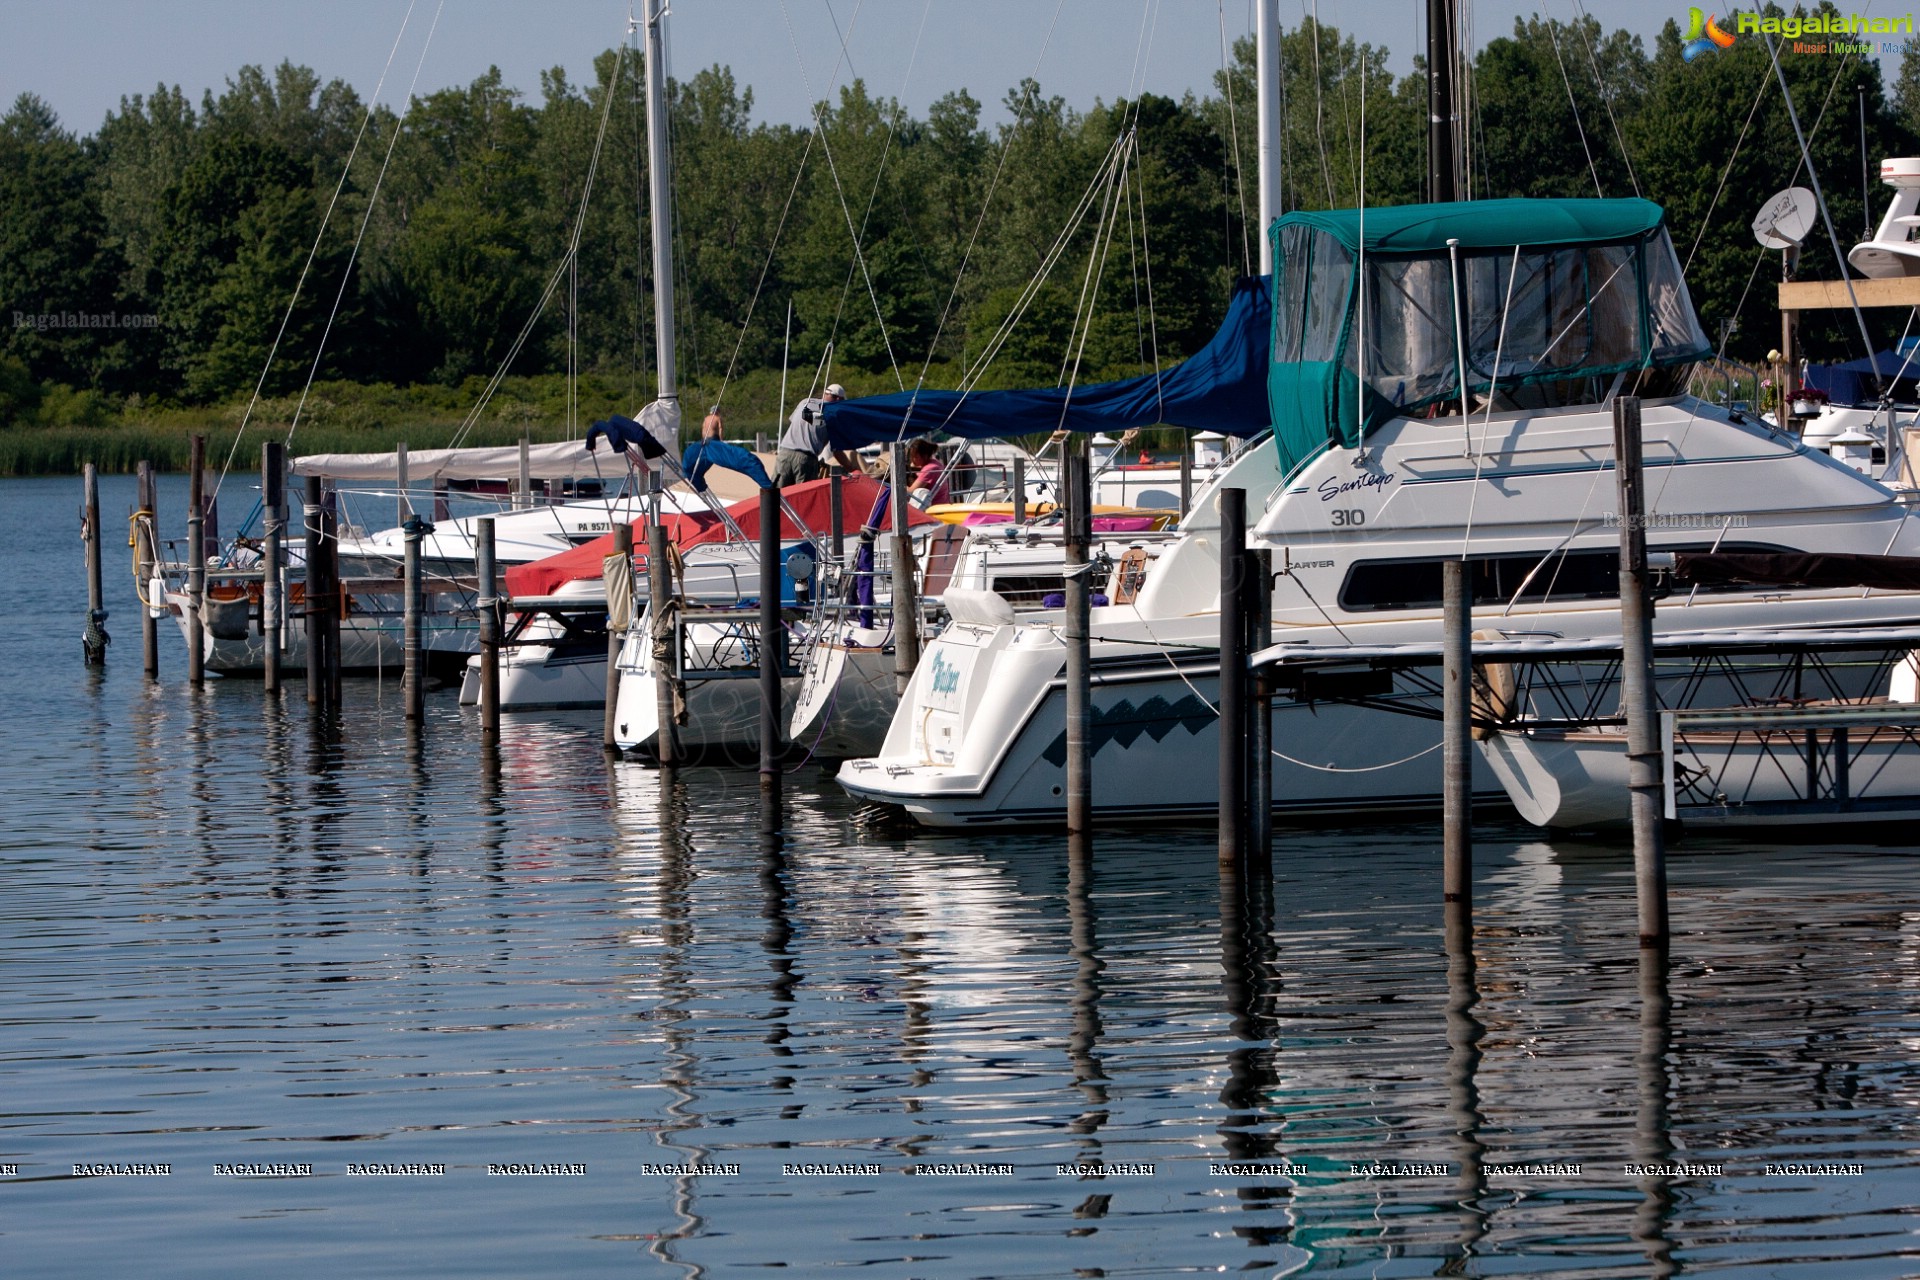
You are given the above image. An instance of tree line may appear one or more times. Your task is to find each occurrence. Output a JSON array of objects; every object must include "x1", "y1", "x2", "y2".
[{"x1": 5, "y1": 4, "x2": 1920, "y2": 436}]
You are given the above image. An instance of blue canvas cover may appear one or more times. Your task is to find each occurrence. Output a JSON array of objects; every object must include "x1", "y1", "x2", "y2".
[
  {"x1": 1801, "y1": 350, "x2": 1911, "y2": 405},
  {"x1": 819, "y1": 274, "x2": 1273, "y2": 447}
]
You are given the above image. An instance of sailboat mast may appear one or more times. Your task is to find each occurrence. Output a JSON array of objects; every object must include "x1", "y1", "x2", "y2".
[
  {"x1": 642, "y1": 0, "x2": 677, "y2": 408},
  {"x1": 1256, "y1": 0, "x2": 1282, "y2": 274},
  {"x1": 1427, "y1": 0, "x2": 1458, "y2": 202}
]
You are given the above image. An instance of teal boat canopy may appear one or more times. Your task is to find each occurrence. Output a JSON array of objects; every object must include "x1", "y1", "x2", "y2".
[{"x1": 1266, "y1": 197, "x2": 1713, "y2": 475}]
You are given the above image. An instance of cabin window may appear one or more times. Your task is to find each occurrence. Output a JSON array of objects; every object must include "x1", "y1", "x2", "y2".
[
  {"x1": 1337, "y1": 543, "x2": 1795, "y2": 612},
  {"x1": 986, "y1": 574, "x2": 1067, "y2": 609}
]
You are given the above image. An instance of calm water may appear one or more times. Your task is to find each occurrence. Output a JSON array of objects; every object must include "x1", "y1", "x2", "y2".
[{"x1": 4, "y1": 474, "x2": 1919, "y2": 1278}]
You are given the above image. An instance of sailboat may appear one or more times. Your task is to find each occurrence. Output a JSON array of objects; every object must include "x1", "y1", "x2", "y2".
[{"x1": 832, "y1": 4, "x2": 1920, "y2": 827}]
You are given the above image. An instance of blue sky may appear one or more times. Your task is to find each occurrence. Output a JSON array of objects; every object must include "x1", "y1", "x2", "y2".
[
  {"x1": 7, "y1": 0, "x2": 1904, "y2": 139},
  {"x1": 4, "y1": 0, "x2": 1841, "y2": 139}
]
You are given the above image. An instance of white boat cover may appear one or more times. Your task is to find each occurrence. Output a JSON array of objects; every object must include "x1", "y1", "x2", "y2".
[{"x1": 291, "y1": 439, "x2": 631, "y2": 482}]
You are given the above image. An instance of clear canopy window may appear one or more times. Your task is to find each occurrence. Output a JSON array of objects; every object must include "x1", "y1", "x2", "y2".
[{"x1": 1266, "y1": 199, "x2": 1713, "y2": 475}]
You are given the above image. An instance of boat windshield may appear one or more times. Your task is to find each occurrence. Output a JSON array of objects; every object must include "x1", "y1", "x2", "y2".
[{"x1": 1267, "y1": 198, "x2": 1711, "y2": 474}]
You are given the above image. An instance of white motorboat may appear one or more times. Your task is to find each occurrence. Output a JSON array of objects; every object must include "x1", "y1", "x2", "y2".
[
  {"x1": 1483, "y1": 672, "x2": 1920, "y2": 831},
  {"x1": 837, "y1": 198, "x2": 1920, "y2": 826},
  {"x1": 158, "y1": 468, "x2": 691, "y2": 675},
  {"x1": 788, "y1": 518, "x2": 1174, "y2": 759}
]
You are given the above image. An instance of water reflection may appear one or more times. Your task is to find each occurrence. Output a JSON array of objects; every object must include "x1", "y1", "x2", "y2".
[
  {"x1": 1065, "y1": 833, "x2": 1109, "y2": 1165},
  {"x1": 1442, "y1": 899, "x2": 1488, "y2": 1272},
  {"x1": 1217, "y1": 844, "x2": 1295, "y2": 1257},
  {"x1": 1634, "y1": 946, "x2": 1677, "y2": 1278},
  {"x1": 645, "y1": 763, "x2": 707, "y2": 1278}
]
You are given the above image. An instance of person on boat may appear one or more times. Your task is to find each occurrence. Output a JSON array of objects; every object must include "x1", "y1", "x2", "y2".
[
  {"x1": 681, "y1": 409, "x2": 773, "y2": 493},
  {"x1": 775, "y1": 383, "x2": 858, "y2": 485},
  {"x1": 907, "y1": 437, "x2": 951, "y2": 507}
]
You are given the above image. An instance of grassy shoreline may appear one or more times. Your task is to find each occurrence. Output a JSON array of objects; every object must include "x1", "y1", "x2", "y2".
[{"x1": 1, "y1": 363, "x2": 1198, "y2": 476}]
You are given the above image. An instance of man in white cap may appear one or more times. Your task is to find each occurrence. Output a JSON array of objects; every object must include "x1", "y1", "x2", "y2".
[{"x1": 775, "y1": 382, "x2": 857, "y2": 486}]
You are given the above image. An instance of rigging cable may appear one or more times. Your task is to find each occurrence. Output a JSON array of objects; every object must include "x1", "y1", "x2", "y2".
[
  {"x1": 1565, "y1": 0, "x2": 1640, "y2": 196},
  {"x1": 1542, "y1": 15, "x2": 1604, "y2": 198},
  {"x1": 286, "y1": 2, "x2": 448, "y2": 449},
  {"x1": 209, "y1": 0, "x2": 421, "y2": 501},
  {"x1": 1219, "y1": 0, "x2": 1252, "y2": 275},
  {"x1": 446, "y1": 24, "x2": 626, "y2": 451}
]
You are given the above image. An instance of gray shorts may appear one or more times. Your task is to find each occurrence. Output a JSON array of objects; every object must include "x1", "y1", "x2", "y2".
[{"x1": 773, "y1": 448, "x2": 822, "y2": 487}]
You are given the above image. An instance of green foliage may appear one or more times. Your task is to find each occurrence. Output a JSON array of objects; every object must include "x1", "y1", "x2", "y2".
[{"x1": 5, "y1": 13, "x2": 1919, "y2": 476}]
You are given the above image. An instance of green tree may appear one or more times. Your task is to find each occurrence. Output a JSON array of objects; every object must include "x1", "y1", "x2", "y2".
[{"x1": 0, "y1": 95, "x2": 124, "y2": 391}]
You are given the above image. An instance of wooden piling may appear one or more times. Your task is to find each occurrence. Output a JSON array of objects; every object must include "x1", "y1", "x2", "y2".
[
  {"x1": 1612, "y1": 396, "x2": 1668, "y2": 949},
  {"x1": 759, "y1": 486, "x2": 784, "y2": 787},
  {"x1": 601, "y1": 522, "x2": 629, "y2": 750},
  {"x1": 82, "y1": 463, "x2": 108, "y2": 665},
  {"x1": 1442, "y1": 558, "x2": 1472, "y2": 902},
  {"x1": 136, "y1": 461, "x2": 159, "y2": 678},
  {"x1": 829, "y1": 468, "x2": 845, "y2": 566},
  {"x1": 477, "y1": 516, "x2": 501, "y2": 738},
  {"x1": 647, "y1": 479, "x2": 679, "y2": 766},
  {"x1": 1249, "y1": 547, "x2": 1274, "y2": 866},
  {"x1": 890, "y1": 441, "x2": 920, "y2": 692},
  {"x1": 261, "y1": 443, "x2": 284, "y2": 694},
  {"x1": 304, "y1": 476, "x2": 323, "y2": 706},
  {"x1": 321, "y1": 487, "x2": 341, "y2": 709},
  {"x1": 186, "y1": 433, "x2": 206, "y2": 686},
  {"x1": 402, "y1": 515, "x2": 426, "y2": 722},
  {"x1": 1217, "y1": 486, "x2": 1248, "y2": 864},
  {"x1": 303, "y1": 476, "x2": 341, "y2": 712},
  {"x1": 517, "y1": 432, "x2": 532, "y2": 510},
  {"x1": 1012, "y1": 457, "x2": 1026, "y2": 524},
  {"x1": 395, "y1": 441, "x2": 410, "y2": 528},
  {"x1": 1063, "y1": 448, "x2": 1094, "y2": 833}
]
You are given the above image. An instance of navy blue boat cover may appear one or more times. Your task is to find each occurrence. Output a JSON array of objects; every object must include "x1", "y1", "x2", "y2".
[{"x1": 819, "y1": 274, "x2": 1273, "y2": 447}]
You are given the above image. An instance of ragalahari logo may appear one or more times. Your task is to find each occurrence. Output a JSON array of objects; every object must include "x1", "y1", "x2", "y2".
[{"x1": 1683, "y1": 7, "x2": 1737, "y2": 59}]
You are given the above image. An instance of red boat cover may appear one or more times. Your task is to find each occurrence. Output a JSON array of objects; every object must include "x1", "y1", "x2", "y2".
[{"x1": 504, "y1": 474, "x2": 935, "y2": 598}]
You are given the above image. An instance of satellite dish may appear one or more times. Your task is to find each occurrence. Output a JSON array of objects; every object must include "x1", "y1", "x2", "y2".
[{"x1": 1753, "y1": 187, "x2": 1816, "y2": 249}]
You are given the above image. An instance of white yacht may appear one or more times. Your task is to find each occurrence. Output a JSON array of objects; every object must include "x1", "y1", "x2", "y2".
[{"x1": 838, "y1": 197, "x2": 1920, "y2": 826}]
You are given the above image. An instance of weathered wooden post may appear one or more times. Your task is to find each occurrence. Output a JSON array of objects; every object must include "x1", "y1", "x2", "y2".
[
  {"x1": 136, "y1": 460, "x2": 159, "y2": 678},
  {"x1": 829, "y1": 468, "x2": 845, "y2": 567},
  {"x1": 1218, "y1": 486, "x2": 1248, "y2": 865},
  {"x1": 320, "y1": 485, "x2": 341, "y2": 709},
  {"x1": 1613, "y1": 395, "x2": 1668, "y2": 949},
  {"x1": 890, "y1": 441, "x2": 920, "y2": 692},
  {"x1": 759, "y1": 486, "x2": 784, "y2": 788},
  {"x1": 1442, "y1": 558, "x2": 1472, "y2": 903},
  {"x1": 477, "y1": 516, "x2": 500, "y2": 737},
  {"x1": 304, "y1": 476, "x2": 324, "y2": 707},
  {"x1": 648, "y1": 474, "x2": 679, "y2": 765},
  {"x1": 517, "y1": 432, "x2": 533, "y2": 510},
  {"x1": 82, "y1": 464, "x2": 109, "y2": 665},
  {"x1": 396, "y1": 441, "x2": 410, "y2": 527},
  {"x1": 602, "y1": 522, "x2": 630, "y2": 750},
  {"x1": 261, "y1": 442, "x2": 284, "y2": 694},
  {"x1": 402, "y1": 515, "x2": 426, "y2": 722},
  {"x1": 1064, "y1": 447, "x2": 1094, "y2": 834},
  {"x1": 186, "y1": 433, "x2": 206, "y2": 686},
  {"x1": 1249, "y1": 547, "x2": 1274, "y2": 866}
]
